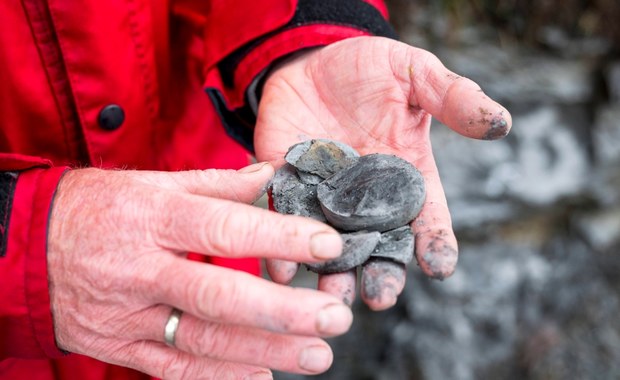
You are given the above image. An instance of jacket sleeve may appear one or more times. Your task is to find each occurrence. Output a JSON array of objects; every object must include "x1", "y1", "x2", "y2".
[
  {"x1": 184, "y1": 0, "x2": 397, "y2": 152},
  {"x1": 0, "y1": 154, "x2": 69, "y2": 360}
]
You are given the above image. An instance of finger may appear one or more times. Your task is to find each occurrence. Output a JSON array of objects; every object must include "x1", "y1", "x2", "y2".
[
  {"x1": 136, "y1": 162, "x2": 275, "y2": 204},
  {"x1": 152, "y1": 192, "x2": 343, "y2": 262},
  {"x1": 407, "y1": 142, "x2": 459, "y2": 280},
  {"x1": 266, "y1": 259, "x2": 300, "y2": 285},
  {"x1": 392, "y1": 42, "x2": 512, "y2": 140},
  {"x1": 145, "y1": 310, "x2": 334, "y2": 375},
  {"x1": 361, "y1": 259, "x2": 407, "y2": 311},
  {"x1": 317, "y1": 269, "x2": 357, "y2": 307},
  {"x1": 154, "y1": 258, "x2": 353, "y2": 337},
  {"x1": 111, "y1": 340, "x2": 272, "y2": 380}
]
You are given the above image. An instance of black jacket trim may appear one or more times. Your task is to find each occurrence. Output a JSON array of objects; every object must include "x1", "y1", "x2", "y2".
[
  {"x1": 0, "y1": 172, "x2": 18, "y2": 257},
  {"x1": 211, "y1": 0, "x2": 397, "y2": 152},
  {"x1": 219, "y1": 0, "x2": 398, "y2": 88},
  {"x1": 206, "y1": 88, "x2": 256, "y2": 153}
]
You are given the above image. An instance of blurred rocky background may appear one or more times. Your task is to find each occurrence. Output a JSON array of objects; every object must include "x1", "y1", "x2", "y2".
[{"x1": 275, "y1": 1, "x2": 620, "y2": 379}]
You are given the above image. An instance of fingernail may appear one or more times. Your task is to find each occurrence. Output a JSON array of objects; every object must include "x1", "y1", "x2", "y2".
[
  {"x1": 244, "y1": 371, "x2": 273, "y2": 380},
  {"x1": 316, "y1": 303, "x2": 353, "y2": 335},
  {"x1": 298, "y1": 346, "x2": 333, "y2": 373},
  {"x1": 238, "y1": 162, "x2": 270, "y2": 174},
  {"x1": 421, "y1": 242, "x2": 458, "y2": 280},
  {"x1": 363, "y1": 281, "x2": 397, "y2": 311},
  {"x1": 381, "y1": 287, "x2": 398, "y2": 308},
  {"x1": 310, "y1": 232, "x2": 342, "y2": 260}
]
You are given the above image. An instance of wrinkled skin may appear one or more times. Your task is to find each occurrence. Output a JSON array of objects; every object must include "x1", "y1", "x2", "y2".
[
  {"x1": 48, "y1": 36, "x2": 511, "y2": 379},
  {"x1": 256, "y1": 37, "x2": 511, "y2": 310},
  {"x1": 49, "y1": 165, "x2": 352, "y2": 379}
]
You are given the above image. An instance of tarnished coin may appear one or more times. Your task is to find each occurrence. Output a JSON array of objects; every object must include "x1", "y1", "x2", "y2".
[
  {"x1": 317, "y1": 154, "x2": 426, "y2": 232},
  {"x1": 271, "y1": 140, "x2": 425, "y2": 275}
]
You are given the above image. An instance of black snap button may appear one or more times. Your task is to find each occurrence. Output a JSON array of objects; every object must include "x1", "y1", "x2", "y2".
[{"x1": 98, "y1": 104, "x2": 125, "y2": 130}]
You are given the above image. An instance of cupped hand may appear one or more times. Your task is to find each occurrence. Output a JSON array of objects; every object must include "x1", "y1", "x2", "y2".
[
  {"x1": 255, "y1": 36, "x2": 512, "y2": 310},
  {"x1": 48, "y1": 164, "x2": 353, "y2": 379}
]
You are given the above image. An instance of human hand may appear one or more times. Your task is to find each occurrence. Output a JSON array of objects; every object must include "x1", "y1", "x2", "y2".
[
  {"x1": 48, "y1": 164, "x2": 353, "y2": 379},
  {"x1": 255, "y1": 36, "x2": 512, "y2": 310}
]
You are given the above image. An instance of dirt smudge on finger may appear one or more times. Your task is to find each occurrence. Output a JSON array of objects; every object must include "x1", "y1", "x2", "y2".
[
  {"x1": 361, "y1": 259, "x2": 406, "y2": 303},
  {"x1": 319, "y1": 270, "x2": 356, "y2": 306},
  {"x1": 472, "y1": 108, "x2": 510, "y2": 140},
  {"x1": 483, "y1": 116, "x2": 510, "y2": 140},
  {"x1": 418, "y1": 236, "x2": 458, "y2": 280}
]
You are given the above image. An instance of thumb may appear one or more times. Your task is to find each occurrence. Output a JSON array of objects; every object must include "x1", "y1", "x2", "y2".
[
  {"x1": 391, "y1": 41, "x2": 512, "y2": 140},
  {"x1": 157, "y1": 162, "x2": 274, "y2": 204}
]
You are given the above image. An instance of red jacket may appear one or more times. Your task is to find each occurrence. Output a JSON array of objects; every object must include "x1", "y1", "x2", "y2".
[{"x1": 0, "y1": 0, "x2": 393, "y2": 378}]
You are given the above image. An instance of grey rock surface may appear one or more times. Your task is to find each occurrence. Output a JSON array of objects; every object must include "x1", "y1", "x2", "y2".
[
  {"x1": 432, "y1": 104, "x2": 591, "y2": 230},
  {"x1": 593, "y1": 104, "x2": 620, "y2": 166},
  {"x1": 436, "y1": 44, "x2": 595, "y2": 104},
  {"x1": 606, "y1": 61, "x2": 620, "y2": 103}
]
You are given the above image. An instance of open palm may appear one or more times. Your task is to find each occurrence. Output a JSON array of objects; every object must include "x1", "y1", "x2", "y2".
[{"x1": 254, "y1": 37, "x2": 511, "y2": 310}]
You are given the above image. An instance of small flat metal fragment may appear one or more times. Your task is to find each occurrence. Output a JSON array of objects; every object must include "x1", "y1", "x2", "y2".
[
  {"x1": 306, "y1": 231, "x2": 381, "y2": 274},
  {"x1": 317, "y1": 154, "x2": 426, "y2": 232},
  {"x1": 285, "y1": 139, "x2": 360, "y2": 179},
  {"x1": 270, "y1": 164, "x2": 326, "y2": 222},
  {"x1": 370, "y1": 226, "x2": 414, "y2": 265}
]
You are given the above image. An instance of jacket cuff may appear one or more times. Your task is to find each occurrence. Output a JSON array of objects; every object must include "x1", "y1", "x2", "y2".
[
  {"x1": 0, "y1": 167, "x2": 69, "y2": 359},
  {"x1": 206, "y1": 0, "x2": 395, "y2": 152}
]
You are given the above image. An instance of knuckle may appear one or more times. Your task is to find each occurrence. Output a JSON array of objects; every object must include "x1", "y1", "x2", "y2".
[
  {"x1": 198, "y1": 168, "x2": 221, "y2": 181},
  {"x1": 159, "y1": 351, "x2": 189, "y2": 380},
  {"x1": 160, "y1": 353, "x2": 209, "y2": 380},
  {"x1": 421, "y1": 50, "x2": 442, "y2": 69},
  {"x1": 259, "y1": 338, "x2": 289, "y2": 367},
  {"x1": 198, "y1": 169, "x2": 228, "y2": 190},
  {"x1": 193, "y1": 275, "x2": 241, "y2": 321},
  {"x1": 194, "y1": 323, "x2": 235, "y2": 358},
  {"x1": 198, "y1": 169, "x2": 241, "y2": 198},
  {"x1": 275, "y1": 217, "x2": 305, "y2": 253},
  {"x1": 186, "y1": 169, "x2": 222, "y2": 192},
  {"x1": 178, "y1": 364, "x2": 207, "y2": 380},
  {"x1": 205, "y1": 205, "x2": 260, "y2": 256},
  {"x1": 211, "y1": 362, "x2": 246, "y2": 380},
  {"x1": 201, "y1": 205, "x2": 234, "y2": 254}
]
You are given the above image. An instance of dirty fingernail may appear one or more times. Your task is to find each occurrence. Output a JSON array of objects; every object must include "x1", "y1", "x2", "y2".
[
  {"x1": 482, "y1": 115, "x2": 510, "y2": 140},
  {"x1": 316, "y1": 303, "x2": 353, "y2": 335},
  {"x1": 420, "y1": 243, "x2": 458, "y2": 280},
  {"x1": 363, "y1": 283, "x2": 397, "y2": 311},
  {"x1": 238, "y1": 162, "x2": 271, "y2": 174},
  {"x1": 298, "y1": 346, "x2": 333, "y2": 373},
  {"x1": 380, "y1": 287, "x2": 398, "y2": 308},
  {"x1": 310, "y1": 232, "x2": 342, "y2": 260}
]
